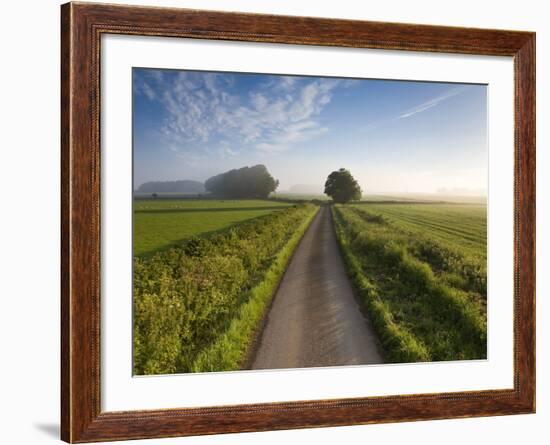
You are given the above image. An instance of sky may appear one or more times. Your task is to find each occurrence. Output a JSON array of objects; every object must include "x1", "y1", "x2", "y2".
[{"x1": 133, "y1": 68, "x2": 487, "y2": 195}]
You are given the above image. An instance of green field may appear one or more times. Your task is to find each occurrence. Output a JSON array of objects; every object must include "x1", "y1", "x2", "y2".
[
  {"x1": 133, "y1": 199, "x2": 293, "y2": 256},
  {"x1": 333, "y1": 202, "x2": 487, "y2": 363},
  {"x1": 133, "y1": 195, "x2": 488, "y2": 372},
  {"x1": 354, "y1": 203, "x2": 486, "y2": 262},
  {"x1": 360, "y1": 194, "x2": 487, "y2": 204},
  {"x1": 271, "y1": 193, "x2": 330, "y2": 201}
]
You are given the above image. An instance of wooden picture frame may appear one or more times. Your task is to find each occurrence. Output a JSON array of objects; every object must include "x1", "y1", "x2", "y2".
[{"x1": 61, "y1": 2, "x2": 535, "y2": 442}]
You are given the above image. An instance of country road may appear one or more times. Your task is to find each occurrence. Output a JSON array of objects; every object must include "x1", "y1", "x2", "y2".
[{"x1": 250, "y1": 205, "x2": 383, "y2": 370}]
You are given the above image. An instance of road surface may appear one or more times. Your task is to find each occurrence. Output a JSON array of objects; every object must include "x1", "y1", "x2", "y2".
[{"x1": 250, "y1": 205, "x2": 383, "y2": 370}]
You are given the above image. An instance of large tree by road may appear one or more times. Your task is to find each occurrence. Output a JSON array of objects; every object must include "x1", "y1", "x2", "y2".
[{"x1": 324, "y1": 168, "x2": 362, "y2": 204}]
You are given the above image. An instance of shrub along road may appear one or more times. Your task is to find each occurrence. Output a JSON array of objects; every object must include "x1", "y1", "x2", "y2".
[{"x1": 250, "y1": 205, "x2": 383, "y2": 370}]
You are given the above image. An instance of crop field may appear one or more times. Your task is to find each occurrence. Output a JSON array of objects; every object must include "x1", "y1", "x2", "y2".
[
  {"x1": 133, "y1": 203, "x2": 318, "y2": 375},
  {"x1": 133, "y1": 199, "x2": 293, "y2": 256},
  {"x1": 333, "y1": 202, "x2": 487, "y2": 363},
  {"x1": 355, "y1": 203, "x2": 486, "y2": 262},
  {"x1": 271, "y1": 193, "x2": 330, "y2": 202}
]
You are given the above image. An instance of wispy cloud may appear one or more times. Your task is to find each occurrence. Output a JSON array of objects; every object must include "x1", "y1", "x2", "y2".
[
  {"x1": 136, "y1": 71, "x2": 352, "y2": 159},
  {"x1": 135, "y1": 81, "x2": 156, "y2": 101},
  {"x1": 398, "y1": 86, "x2": 466, "y2": 119},
  {"x1": 257, "y1": 121, "x2": 328, "y2": 153},
  {"x1": 357, "y1": 85, "x2": 468, "y2": 134}
]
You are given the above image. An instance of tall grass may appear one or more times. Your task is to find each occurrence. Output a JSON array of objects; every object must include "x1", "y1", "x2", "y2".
[
  {"x1": 191, "y1": 207, "x2": 317, "y2": 371},
  {"x1": 133, "y1": 204, "x2": 318, "y2": 375},
  {"x1": 351, "y1": 206, "x2": 487, "y2": 299},
  {"x1": 333, "y1": 205, "x2": 486, "y2": 363}
]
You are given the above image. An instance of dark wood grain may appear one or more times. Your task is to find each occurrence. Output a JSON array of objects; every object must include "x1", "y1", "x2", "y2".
[
  {"x1": 60, "y1": 2, "x2": 536, "y2": 442},
  {"x1": 60, "y1": 4, "x2": 71, "y2": 441}
]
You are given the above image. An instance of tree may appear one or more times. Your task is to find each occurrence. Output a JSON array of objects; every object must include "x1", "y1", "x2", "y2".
[
  {"x1": 324, "y1": 168, "x2": 362, "y2": 204},
  {"x1": 205, "y1": 165, "x2": 279, "y2": 199}
]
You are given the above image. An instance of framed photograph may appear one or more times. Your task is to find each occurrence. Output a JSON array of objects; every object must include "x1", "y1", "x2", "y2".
[{"x1": 61, "y1": 2, "x2": 535, "y2": 442}]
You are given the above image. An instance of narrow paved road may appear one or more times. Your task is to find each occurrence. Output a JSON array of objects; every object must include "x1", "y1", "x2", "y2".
[{"x1": 251, "y1": 205, "x2": 383, "y2": 370}]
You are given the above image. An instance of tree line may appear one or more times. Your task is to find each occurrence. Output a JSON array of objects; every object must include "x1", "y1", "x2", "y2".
[{"x1": 138, "y1": 164, "x2": 363, "y2": 203}]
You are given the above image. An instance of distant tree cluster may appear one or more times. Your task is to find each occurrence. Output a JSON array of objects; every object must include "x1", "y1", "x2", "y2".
[
  {"x1": 137, "y1": 180, "x2": 205, "y2": 194},
  {"x1": 324, "y1": 168, "x2": 362, "y2": 204},
  {"x1": 205, "y1": 165, "x2": 279, "y2": 199}
]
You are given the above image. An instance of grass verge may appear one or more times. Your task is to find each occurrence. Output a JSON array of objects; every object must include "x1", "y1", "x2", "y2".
[
  {"x1": 190, "y1": 206, "x2": 319, "y2": 372},
  {"x1": 332, "y1": 207, "x2": 430, "y2": 362},
  {"x1": 332, "y1": 205, "x2": 486, "y2": 363},
  {"x1": 133, "y1": 204, "x2": 318, "y2": 375}
]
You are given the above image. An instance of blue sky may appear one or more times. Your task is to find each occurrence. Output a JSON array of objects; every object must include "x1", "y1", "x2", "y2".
[{"x1": 133, "y1": 68, "x2": 487, "y2": 195}]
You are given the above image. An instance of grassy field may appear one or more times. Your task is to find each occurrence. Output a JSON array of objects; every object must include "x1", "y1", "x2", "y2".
[
  {"x1": 360, "y1": 194, "x2": 487, "y2": 204},
  {"x1": 333, "y1": 202, "x2": 487, "y2": 363},
  {"x1": 133, "y1": 203, "x2": 318, "y2": 375},
  {"x1": 355, "y1": 203, "x2": 486, "y2": 263},
  {"x1": 271, "y1": 192, "x2": 330, "y2": 201},
  {"x1": 133, "y1": 199, "x2": 293, "y2": 256}
]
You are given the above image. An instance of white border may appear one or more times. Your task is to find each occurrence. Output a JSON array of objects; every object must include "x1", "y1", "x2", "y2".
[{"x1": 101, "y1": 35, "x2": 514, "y2": 412}]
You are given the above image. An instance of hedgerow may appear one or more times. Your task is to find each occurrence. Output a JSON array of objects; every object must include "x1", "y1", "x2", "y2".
[{"x1": 133, "y1": 204, "x2": 318, "y2": 375}]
